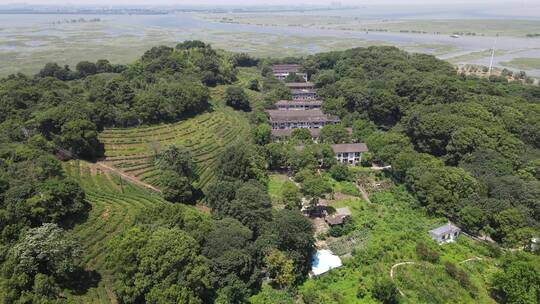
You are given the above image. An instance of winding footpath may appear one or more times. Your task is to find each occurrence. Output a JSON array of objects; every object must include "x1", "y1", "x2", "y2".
[
  {"x1": 390, "y1": 256, "x2": 484, "y2": 297},
  {"x1": 390, "y1": 262, "x2": 419, "y2": 296}
]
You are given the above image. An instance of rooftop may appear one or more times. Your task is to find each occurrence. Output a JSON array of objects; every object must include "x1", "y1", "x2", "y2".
[
  {"x1": 285, "y1": 82, "x2": 315, "y2": 88},
  {"x1": 331, "y1": 143, "x2": 369, "y2": 153},
  {"x1": 275, "y1": 100, "x2": 322, "y2": 106},
  {"x1": 429, "y1": 223, "x2": 461, "y2": 236},
  {"x1": 267, "y1": 109, "x2": 340, "y2": 123},
  {"x1": 291, "y1": 88, "x2": 317, "y2": 94}
]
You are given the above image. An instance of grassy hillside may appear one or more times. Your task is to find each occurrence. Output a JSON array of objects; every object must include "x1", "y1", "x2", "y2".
[
  {"x1": 98, "y1": 106, "x2": 250, "y2": 191},
  {"x1": 300, "y1": 185, "x2": 498, "y2": 304}
]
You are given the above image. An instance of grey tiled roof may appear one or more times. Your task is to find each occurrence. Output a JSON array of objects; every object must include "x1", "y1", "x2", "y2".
[
  {"x1": 429, "y1": 223, "x2": 460, "y2": 236},
  {"x1": 291, "y1": 88, "x2": 317, "y2": 94},
  {"x1": 275, "y1": 100, "x2": 322, "y2": 106},
  {"x1": 285, "y1": 82, "x2": 315, "y2": 88},
  {"x1": 267, "y1": 109, "x2": 340, "y2": 123},
  {"x1": 331, "y1": 143, "x2": 369, "y2": 153}
]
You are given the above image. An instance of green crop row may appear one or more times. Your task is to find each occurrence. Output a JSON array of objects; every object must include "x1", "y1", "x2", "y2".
[
  {"x1": 63, "y1": 161, "x2": 167, "y2": 304},
  {"x1": 99, "y1": 108, "x2": 250, "y2": 192}
]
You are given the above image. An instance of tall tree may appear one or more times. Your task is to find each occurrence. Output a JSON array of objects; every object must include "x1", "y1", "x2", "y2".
[
  {"x1": 107, "y1": 227, "x2": 212, "y2": 304},
  {"x1": 225, "y1": 87, "x2": 251, "y2": 111}
]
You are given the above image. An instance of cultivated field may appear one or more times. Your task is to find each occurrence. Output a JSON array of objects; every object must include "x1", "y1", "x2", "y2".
[
  {"x1": 64, "y1": 160, "x2": 169, "y2": 303},
  {"x1": 98, "y1": 107, "x2": 250, "y2": 191}
]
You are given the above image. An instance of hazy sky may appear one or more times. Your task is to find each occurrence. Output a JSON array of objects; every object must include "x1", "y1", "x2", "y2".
[{"x1": 2, "y1": 0, "x2": 536, "y2": 6}]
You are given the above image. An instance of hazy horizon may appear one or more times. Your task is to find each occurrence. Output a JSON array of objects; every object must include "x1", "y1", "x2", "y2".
[{"x1": 2, "y1": 0, "x2": 538, "y2": 7}]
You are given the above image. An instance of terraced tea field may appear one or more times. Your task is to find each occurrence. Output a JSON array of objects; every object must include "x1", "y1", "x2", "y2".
[
  {"x1": 64, "y1": 160, "x2": 169, "y2": 303},
  {"x1": 98, "y1": 107, "x2": 250, "y2": 191}
]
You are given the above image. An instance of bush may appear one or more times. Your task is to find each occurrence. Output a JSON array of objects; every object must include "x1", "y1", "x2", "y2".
[
  {"x1": 329, "y1": 163, "x2": 352, "y2": 181},
  {"x1": 232, "y1": 53, "x2": 259, "y2": 67},
  {"x1": 372, "y1": 278, "x2": 399, "y2": 304},
  {"x1": 328, "y1": 221, "x2": 355, "y2": 237},
  {"x1": 281, "y1": 181, "x2": 302, "y2": 210},
  {"x1": 248, "y1": 79, "x2": 260, "y2": 91},
  {"x1": 225, "y1": 86, "x2": 250, "y2": 111},
  {"x1": 416, "y1": 241, "x2": 439, "y2": 263},
  {"x1": 444, "y1": 262, "x2": 476, "y2": 294},
  {"x1": 483, "y1": 242, "x2": 502, "y2": 258}
]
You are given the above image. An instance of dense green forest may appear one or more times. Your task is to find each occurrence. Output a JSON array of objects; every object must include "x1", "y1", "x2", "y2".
[
  {"x1": 305, "y1": 47, "x2": 540, "y2": 246},
  {"x1": 0, "y1": 42, "x2": 539, "y2": 303}
]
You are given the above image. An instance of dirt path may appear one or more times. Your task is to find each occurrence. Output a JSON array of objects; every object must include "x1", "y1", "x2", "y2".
[
  {"x1": 390, "y1": 262, "x2": 418, "y2": 296},
  {"x1": 355, "y1": 182, "x2": 372, "y2": 204},
  {"x1": 95, "y1": 161, "x2": 161, "y2": 193},
  {"x1": 459, "y1": 256, "x2": 483, "y2": 264},
  {"x1": 371, "y1": 165, "x2": 392, "y2": 171},
  {"x1": 390, "y1": 256, "x2": 485, "y2": 297}
]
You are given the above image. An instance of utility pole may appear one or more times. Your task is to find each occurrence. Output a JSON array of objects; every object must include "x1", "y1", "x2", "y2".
[{"x1": 488, "y1": 34, "x2": 499, "y2": 76}]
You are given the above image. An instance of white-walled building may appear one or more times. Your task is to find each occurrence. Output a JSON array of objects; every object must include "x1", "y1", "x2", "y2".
[
  {"x1": 333, "y1": 143, "x2": 369, "y2": 166},
  {"x1": 291, "y1": 88, "x2": 317, "y2": 100},
  {"x1": 285, "y1": 82, "x2": 315, "y2": 90},
  {"x1": 271, "y1": 127, "x2": 352, "y2": 141},
  {"x1": 429, "y1": 223, "x2": 461, "y2": 244},
  {"x1": 267, "y1": 109, "x2": 340, "y2": 129},
  {"x1": 275, "y1": 100, "x2": 322, "y2": 110},
  {"x1": 272, "y1": 64, "x2": 308, "y2": 81},
  {"x1": 294, "y1": 143, "x2": 369, "y2": 166}
]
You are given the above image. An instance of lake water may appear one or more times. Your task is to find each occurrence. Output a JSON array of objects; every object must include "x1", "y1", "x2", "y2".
[{"x1": 1, "y1": 11, "x2": 540, "y2": 76}]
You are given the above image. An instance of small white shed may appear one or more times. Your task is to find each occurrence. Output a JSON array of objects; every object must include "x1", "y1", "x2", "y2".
[{"x1": 429, "y1": 223, "x2": 461, "y2": 244}]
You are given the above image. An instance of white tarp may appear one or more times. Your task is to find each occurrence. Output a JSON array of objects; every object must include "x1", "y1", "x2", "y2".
[{"x1": 311, "y1": 249, "x2": 342, "y2": 276}]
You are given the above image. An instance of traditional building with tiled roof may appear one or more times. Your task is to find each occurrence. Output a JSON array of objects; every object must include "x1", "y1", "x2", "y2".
[
  {"x1": 267, "y1": 109, "x2": 340, "y2": 129},
  {"x1": 291, "y1": 88, "x2": 317, "y2": 100},
  {"x1": 295, "y1": 143, "x2": 369, "y2": 166},
  {"x1": 272, "y1": 64, "x2": 308, "y2": 81},
  {"x1": 285, "y1": 82, "x2": 315, "y2": 90},
  {"x1": 275, "y1": 99, "x2": 322, "y2": 110}
]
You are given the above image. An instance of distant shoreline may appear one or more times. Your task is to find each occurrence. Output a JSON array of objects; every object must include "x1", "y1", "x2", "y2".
[{"x1": 0, "y1": 6, "x2": 360, "y2": 16}]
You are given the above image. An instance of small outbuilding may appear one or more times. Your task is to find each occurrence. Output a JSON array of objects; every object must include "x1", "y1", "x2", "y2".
[{"x1": 429, "y1": 223, "x2": 461, "y2": 244}]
